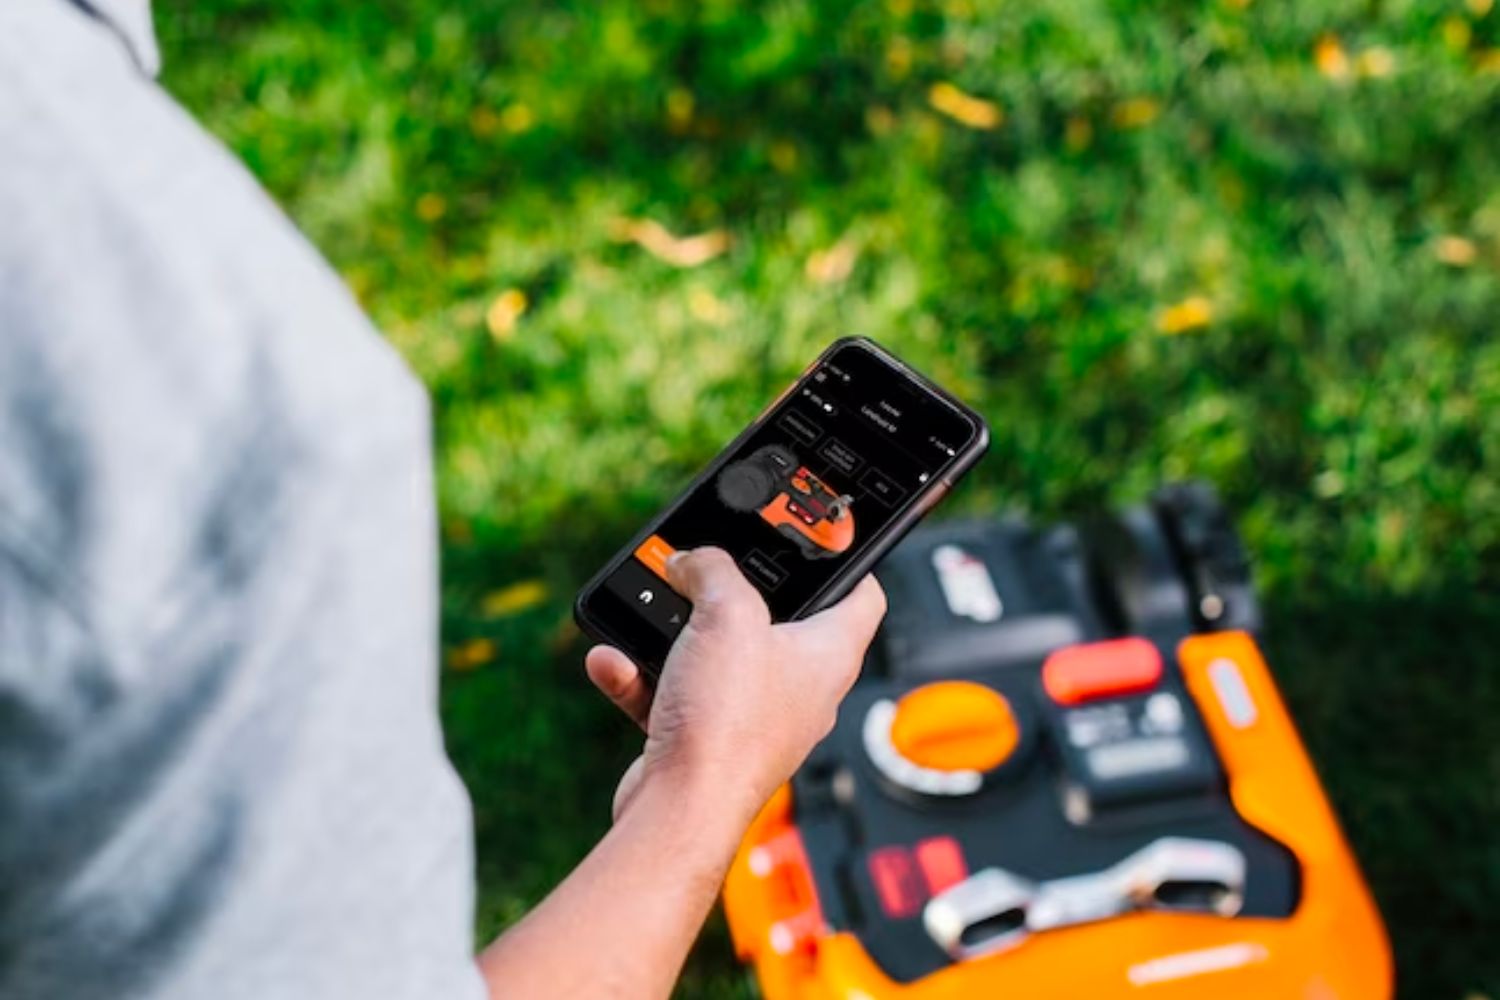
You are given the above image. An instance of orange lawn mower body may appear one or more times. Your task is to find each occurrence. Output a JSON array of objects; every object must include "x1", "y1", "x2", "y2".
[
  {"x1": 718, "y1": 444, "x2": 855, "y2": 560},
  {"x1": 723, "y1": 485, "x2": 1392, "y2": 1000}
]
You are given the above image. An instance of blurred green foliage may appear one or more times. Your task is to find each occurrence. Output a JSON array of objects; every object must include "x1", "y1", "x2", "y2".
[{"x1": 159, "y1": 1, "x2": 1498, "y2": 996}]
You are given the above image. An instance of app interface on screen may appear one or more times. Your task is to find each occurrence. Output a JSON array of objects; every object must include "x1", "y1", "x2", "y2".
[{"x1": 598, "y1": 344, "x2": 978, "y2": 640}]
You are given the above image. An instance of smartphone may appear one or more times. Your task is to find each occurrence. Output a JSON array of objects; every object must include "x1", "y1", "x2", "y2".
[{"x1": 574, "y1": 336, "x2": 989, "y2": 678}]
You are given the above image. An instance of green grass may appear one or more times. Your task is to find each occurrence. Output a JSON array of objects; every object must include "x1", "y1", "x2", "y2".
[{"x1": 157, "y1": 1, "x2": 1499, "y2": 996}]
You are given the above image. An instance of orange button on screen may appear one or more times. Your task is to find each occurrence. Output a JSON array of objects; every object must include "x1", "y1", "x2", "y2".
[{"x1": 634, "y1": 534, "x2": 677, "y2": 581}]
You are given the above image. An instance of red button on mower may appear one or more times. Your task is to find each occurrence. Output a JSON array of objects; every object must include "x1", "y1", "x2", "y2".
[
  {"x1": 867, "y1": 838, "x2": 971, "y2": 920},
  {"x1": 1042, "y1": 637, "x2": 1163, "y2": 706}
]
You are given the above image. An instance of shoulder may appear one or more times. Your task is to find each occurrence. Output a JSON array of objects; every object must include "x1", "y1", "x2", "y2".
[
  {"x1": 0, "y1": 0, "x2": 426, "y2": 437},
  {"x1": 0, "y1": 0, "x2": 429, "y2": 627}
]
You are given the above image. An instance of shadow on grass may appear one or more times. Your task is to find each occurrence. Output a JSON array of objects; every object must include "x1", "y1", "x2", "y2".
[{"x1": 1260, "y1": 584, "x2": 1500, "y2": 1000}]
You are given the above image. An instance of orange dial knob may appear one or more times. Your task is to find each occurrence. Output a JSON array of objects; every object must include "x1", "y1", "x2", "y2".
[{"x1": 890, "y1": 681, "x2": 1020, "y2": 773}]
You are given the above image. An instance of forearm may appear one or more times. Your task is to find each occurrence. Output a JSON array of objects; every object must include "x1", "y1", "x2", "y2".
[{"x1": 476, "y1": 768, "x2": 755, "y2": 1000}]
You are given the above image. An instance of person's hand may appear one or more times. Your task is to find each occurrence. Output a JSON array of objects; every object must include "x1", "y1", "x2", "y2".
[{"x1": 586, "y1": 547, "x2": 886, "y2": 824}]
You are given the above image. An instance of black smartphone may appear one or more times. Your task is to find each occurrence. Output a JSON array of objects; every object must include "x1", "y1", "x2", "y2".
[{"x1": 574, "y1": 336, "x2": 989, "y2": 678}]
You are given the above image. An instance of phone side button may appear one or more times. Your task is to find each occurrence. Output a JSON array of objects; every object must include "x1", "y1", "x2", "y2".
[
  {"x1": 755, "y1": 378, "x2": 801, "y2": 421},
  {"x1": 917, "y1": 482, "x2": 950, "y2": 514}
]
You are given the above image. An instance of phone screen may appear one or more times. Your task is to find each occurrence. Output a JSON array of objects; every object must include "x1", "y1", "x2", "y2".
[{"x1": 579, "y1": 339, "x2": 983, "y2": 669}]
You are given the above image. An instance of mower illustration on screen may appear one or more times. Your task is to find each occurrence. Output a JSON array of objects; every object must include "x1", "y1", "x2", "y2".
[
  {"x1": 722, "y1": 483, "x2": 1392, "y2": 1000},
  {"x1": 718, "y1": 445, "x2": 855, "y2": 560}
]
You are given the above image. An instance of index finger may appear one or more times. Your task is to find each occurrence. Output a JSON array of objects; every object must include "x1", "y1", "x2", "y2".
[
  {"x1": 800, "y1": 574, "x2": 887, "y2": 648},
  {"x1": 779, "y1": 575, "x2": 886, "y2": 701}
]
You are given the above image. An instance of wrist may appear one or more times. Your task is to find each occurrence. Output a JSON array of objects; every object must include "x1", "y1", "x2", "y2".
[{"x1": 634, "y1": 753, "x2": 768, "y2": 838}]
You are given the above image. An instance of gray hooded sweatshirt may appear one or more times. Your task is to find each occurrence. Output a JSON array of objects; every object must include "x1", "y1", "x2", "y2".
[{"x1": 0, "y1": 2, "x2": 487, "y2": 997}]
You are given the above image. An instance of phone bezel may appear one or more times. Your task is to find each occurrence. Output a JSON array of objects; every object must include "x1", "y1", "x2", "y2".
[{"x1": 573, "y1": 335, "x2": 990, "y2": 677}]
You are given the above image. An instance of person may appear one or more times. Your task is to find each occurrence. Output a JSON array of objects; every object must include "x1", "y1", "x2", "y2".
[{"x1": 0, "y1": 2, "x2": 887, "y2": 998}]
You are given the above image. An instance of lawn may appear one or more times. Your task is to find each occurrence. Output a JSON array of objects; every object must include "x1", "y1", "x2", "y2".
[{"x1": 157, "y1": 1, "x2": 1499, "y2": 996}]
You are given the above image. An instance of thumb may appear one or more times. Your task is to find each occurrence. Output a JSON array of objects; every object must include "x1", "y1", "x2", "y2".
[
  {"x1": 584, "y1": 645, "x2": 652, "y2": 732},
  {"x1": 665, "y1": 547, "x2": 768, "y2": 632}
]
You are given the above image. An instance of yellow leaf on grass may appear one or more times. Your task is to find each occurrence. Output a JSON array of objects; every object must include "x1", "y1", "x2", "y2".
[
  {"x1": 1111, "y1": 98, "x2": 1161, "y2": 130},
  {"x1": 1315, "y1": 36, "x2": 1351, "y2": 80},
  {"x1": 886, "y1": 38, "x2": 914, "y2": 79},
  {"x1": 415, "y1": 193, "x2": 447, "y2": 222},
  {"x1": 481, "y1": 579, "x2": 549, "y2": 618},
  {"x1": 549, "y1": 615, "x2": 582, "y2": 655},
  {"x1": 1356, "y1": 47, "x2": 1397, "y2": 78},
  {"x1": 501, "y1": 104, "x2": 535, "y2": 133},
  {"x1": 928, "y1": 82, "x2": 1003, "y2": 130},
  {"x1": 1479, "y1": 48, "x2": 1500, "y2": 73},
  {"x1": 470, "y1": 106, "x2": 501, "y2": 137},
  {"x1": 687, "y1": 287, "x2": 733, "y2": 325},
  {"x1": 486, "y1": 288, "x2": 529, "y2": 339},
  {"x1": 769, "y1": 140, "x2": 799, "y2": 173},
  {"x1": 805, "y1": 237, "x2": 861, "y2": 285},
  {"x1": 611, "y1": 218, "x2": 730, "y2": 268},
  {"x1": 1443, "y1": 17, "x2": 1473, "y2": 52},
  {"x1": 1469, "y1": 0, "x2": 1494, "y2": 15},
  {"x1": 1434, "y1": 235, "x2": 1478, "y2": 267},
  {"x1": 343, "y1": 266, "x2": 372, "y2": 303},
  {"x1": 666, "y1": 88, "x2": 695, "y2": 131},
  {"x1": 1065, "y1": 116, "x2": 1093, "y2": 151},
  {"x1": 446, "y1": 638, "x2": 496, "y2": 671},
  {"x1": 866, "y1": 105, "x2": 897, "y2": 136},
  {"x1": 1313, "y1": 470, "x2": 1346, "y2": 499},
  {"x1": 1157, "y1": 296, "x2": 1215, "y2": 335}
]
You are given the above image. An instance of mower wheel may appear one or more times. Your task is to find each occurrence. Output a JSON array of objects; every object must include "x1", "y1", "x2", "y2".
[{"x1": 718, "y1": 460, "x2": 779, "y2": 512}]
